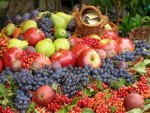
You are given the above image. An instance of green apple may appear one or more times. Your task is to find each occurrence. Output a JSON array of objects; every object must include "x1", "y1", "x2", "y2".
[
  {"x1": 54, "y1": 28, "x2": 67, "y2": 39},
  {"x1": 8, "y1": 38, "x2": 28, "y2": 49},
  {"x1": 53, "y1": 38, "x2": 70, "y2": 51},
  {"x1": 21, "y1": 20, "x2": 38, "y2": 33},
  {"x1": 35, "y1": 39, "x2": 55, "y2": 57}
]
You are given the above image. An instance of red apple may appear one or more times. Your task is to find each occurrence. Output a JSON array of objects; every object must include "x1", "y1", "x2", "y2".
[
  {"x1": 117, "y1": 38, "x2": 135, "y2": 53},
  {"x1": 50, "y1": 49, "x2": 76, "y2": 67},
  {"x1": 71, "y1": 43, "x2": 91, "y2": 58},
  {"x1": 124, "y1": 93, "x2": 144, "y2": 110},
  {"x1": 23, "y1": 28, "x2": 46, "y2": 47},
  {"x1": 77, "y1": 49, "x2": 102, "y2": 68},
  {"x1": 35, "y1": 85, "x2": 55, "y2": 106},
  {"x1": 69, "y1": 37, "x2": 84, "y2": 46},
  {"x1": 95, "y1": 49, "x2": 107, "y2": 60},
  {"x1": 2, "y1": 47, "x2": 25, "y2": 68},
  {"x1": 32, "y1": 53, "x2": 51, "y2": 68},
  {"x1": 102, "y1": 31, "x2": 118, "y2": 40},
  {"x1": 0, "y1": 59, "x2": 3, "y2": 73},
  {"x1": 100, "y1": 39, "x2": 120, "y2": 54}
]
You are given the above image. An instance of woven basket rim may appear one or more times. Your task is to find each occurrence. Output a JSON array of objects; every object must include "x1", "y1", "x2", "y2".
[{"x1": 79, "y1": 6, "x2": 103, "y2": 27}]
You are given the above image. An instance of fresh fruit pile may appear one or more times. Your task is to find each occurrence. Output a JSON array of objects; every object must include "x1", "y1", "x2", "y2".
[{"x1": 0, "y1": 8, "x2": 150, "y2": 113}]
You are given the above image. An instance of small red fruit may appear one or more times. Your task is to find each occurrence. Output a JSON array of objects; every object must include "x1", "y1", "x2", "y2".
[
  {"x1": 82, "y1": 37, "x2": 100, "y2": 49},
  {"x1": 124, "y1": 93, "x2": 144, "y2": 110},
  {"x1": 35, "y1": 85, "x2": 55, "y2": 106}
]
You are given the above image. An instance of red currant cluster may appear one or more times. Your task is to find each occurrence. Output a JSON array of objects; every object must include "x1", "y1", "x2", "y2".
[
  {"x1": 94, "y1": 92, "x2": 125, "y2": 113},
  {"x1": 82, "y1": 37, "x2": 100, "y2": 49},
  {"x1": 0, "y1": 38, "x2": 9, "y2": 57},
  {"x1": 87, "y1": 82, "x2": 108, "y2": 91},
  {"x1": 0, "y1": 106, "x2": 15, "y2": 113},
  {"x1": 47, "y1": 94, "x2": 72, "y2": 112},
  {"x1": 74, "y1": 91, "x2": 125, "y2": 113},
  {"x1": 146, "y1": 67, "x2": 150, "y2": 77},
  {"x1": 116, "y1": 76, "x2": 150, "y2": 99},
  {"x1": 20, "y1": 51, "x2": 39, "y2": 68},
  {"x1": 69, "y1": 106, "x2": 82, "y2": 113}
]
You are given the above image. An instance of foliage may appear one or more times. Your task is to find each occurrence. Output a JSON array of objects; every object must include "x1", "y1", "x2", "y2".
[
  {"x1": 125, "y1": 0, "x2": 150, "y2": 17},
  {"x1": 119, "y1": 13, "x2": 150, "y2": 36},
  {"x1": 92, "y1": 0, "x2": 114, "y2": 14}
]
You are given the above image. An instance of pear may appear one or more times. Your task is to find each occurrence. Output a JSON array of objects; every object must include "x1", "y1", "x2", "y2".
[
  {"x1": 9, "y1": 38, "x2": 28, "y2": 49},
  {"x1": 21, "y1": 20, "x2": 37, "y2": 33},
  {"x1": 56, "y1": 12, "x2": 72, "y2": 25},
  {"x1": 4, "y1": 23, "x2": 16, "y2": 37},
  {"x1": 51, "y1": 13, "x2": 68, "y2": 29},
  {"x1": 35, "y1": 39, "x2": 55, "y2": 57},
  {"x1": 38, "y1": 11, "x2": 50, "y2": 17}
]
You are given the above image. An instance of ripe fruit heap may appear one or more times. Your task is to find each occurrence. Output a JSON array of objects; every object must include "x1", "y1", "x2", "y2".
[{"x1": 0, "y1": 7, "x2": 150, "y2": 113}]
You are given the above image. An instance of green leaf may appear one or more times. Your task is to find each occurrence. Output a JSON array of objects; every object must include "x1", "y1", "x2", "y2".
[
  {"x1": 83, "y1": 89, "x2": 97, "y2": 97},
  {"x1": 71, "y1": 97, "x2": 79, "y2": 105},
  {"x1": 134, "y1": 67, "x2": 146, "y2": 74},
  {"x1": 110, "y1": 79, "x2": 126, "y2": 89},
  {"x1": 27, "y1": 102, "x2": 36, "y2": 113},
  {"x1": 67, "y1": 105, "x2": 76, "y2": 111},
  {"x1": 82, "y1": 108, "x2": 94, "y2": 113},
  {"x1": 145, "y1": 99, "x2": 150, "y2": 105},
  {"x1": 96, "y1": 80, "x2": 103, "y2": 90},
  {"x1": 34, "y1": 109, "x2": 40, "y2": 113},
  {"x1": 126, "y1": 108, "x2": 142, "y2": 113},
  {"x1": 0, "y1": 83, "x2": 7, "y2": 96},
  {"x1": 104, "y1": 93, "x2": 112, "y2": 99},
  {"x1": 56, "y1": 108, "x2": 67, "y2": 113},
  {"x1": 52, "y1": 83, "x2": 59, "y2": 92},
  {"x1": 143, "y1": 104, "x2": 150, "y2": 112},
  {"x1": 143, "y1": 59, "x2": 150, "y2": 66},
  {"x1": 110, "y1": 106, "x2": 116, "y2": 112},
  {"x1": 102, "y1": 89, "x2": 110, "y2": 93},
  {"x1": 2, "y1": 98, "x2": 9, "y2": 106}
]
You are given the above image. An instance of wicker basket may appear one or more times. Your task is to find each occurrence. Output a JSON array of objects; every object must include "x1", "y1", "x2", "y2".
[
  {"x1": 108, "y1": 22, "x2": 118, "y2": 34},
  {"x1": 128, "y1": 26, "x2": 150, "y2": 44},
  {"x1": 74, "y1": 5, "x2": 107, "y2": 37}
]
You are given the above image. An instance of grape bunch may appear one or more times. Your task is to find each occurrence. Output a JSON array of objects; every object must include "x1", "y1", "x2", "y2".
[
  {"x1": 38, "y1": 14, "x2": 54, "y2": 38},
  {"x1": 51, "y1": 66, "x2": 89, "y2": 97},
  {"x1": 134, "y1": 40, "x2": 150, "y2": 56},
  {"x1": 14, "y1": 90, "x2": 31, "y2": 113},
  {"x1": 113, "y1": 51, "x2": 135, "y2": 62},
  {"x1": 13, "y1": 10, "x2": 39, "y2": 25},
  {"x1": 0, "y1": 67, "x2": 14, "y2": 84},
  {"x1": 0, "y1": 38, "x2": 9, "y2": 57},
  {"x1": 85, "y1": 58, "x2": 134, "y2": 85}
]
